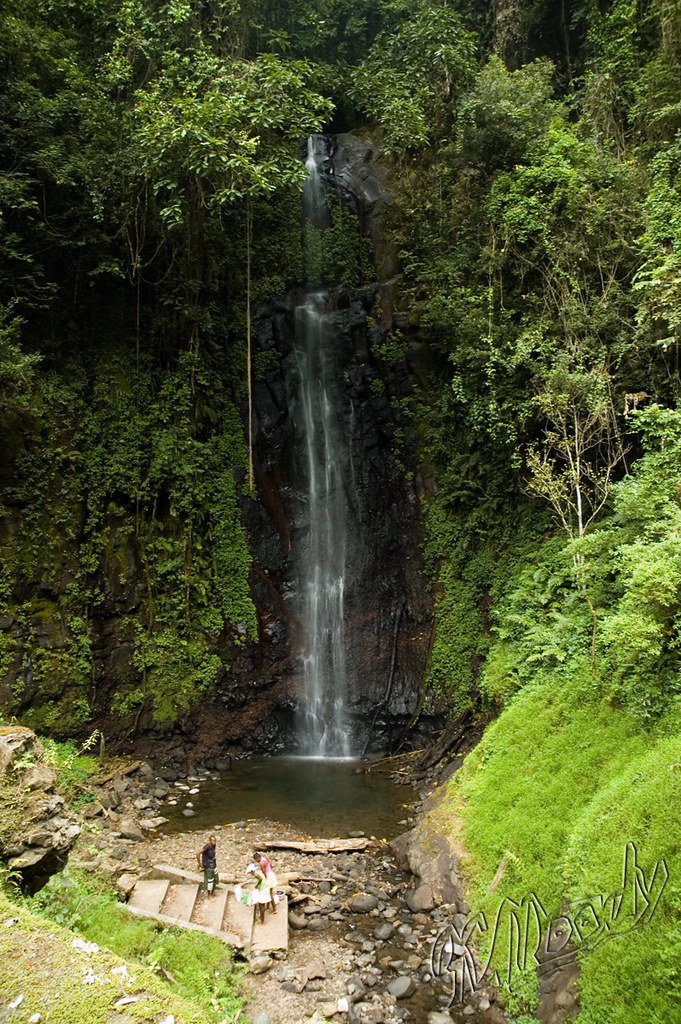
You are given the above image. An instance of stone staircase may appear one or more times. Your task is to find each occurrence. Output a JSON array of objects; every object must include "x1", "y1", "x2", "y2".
[{"x1": 126, "y1": 864, "x2": 288, "y2": 957}]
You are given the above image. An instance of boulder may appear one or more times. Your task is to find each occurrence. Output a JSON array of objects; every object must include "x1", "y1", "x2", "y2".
[
  {"x1": 306, "y1": 915, "x2": 328, "y2": 931},
  {"x1": 116, "y1": 873, "x2": 138, "y2": 896},
  {"x1": 112, "y1": 775, "x2": 131, "y2": 797},
  {"x1": 0, "y1": 725, "x2": 34, "y2": 773},
  {"x1": 405, "y1": 883, "x2": 434, "y2": 913},
  {"x1": 118, "y1": 820, "x2": 144, "y2": 841},
  {"x1": 0, "y1": 726, "x2": 81, "y2": 890},
  {"x1": 21, "y1": 764, "x2": 57, "y2": 791},
  {"x1": 249, "y1": 955, "x2": 272, "y2": 975},
  {"x1": 99, "y1": 790, "x2": 120, "y2": 810}
]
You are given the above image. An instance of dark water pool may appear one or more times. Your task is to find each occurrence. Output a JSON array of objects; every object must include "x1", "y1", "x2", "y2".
[{"x1": 160, "y1": 757, "x2": 415, "y2": 838}]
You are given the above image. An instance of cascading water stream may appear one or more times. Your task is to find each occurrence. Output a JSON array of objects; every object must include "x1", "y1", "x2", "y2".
[{"x1": 293, "y1": 137, "x2": 353, "y2": 758}]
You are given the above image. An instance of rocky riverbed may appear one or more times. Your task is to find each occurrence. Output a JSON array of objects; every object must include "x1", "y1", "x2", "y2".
[
  {"x1": 1, "y1": 732, "x2": 581, "y2": 1024},
  {"x1": 61, "y1": 757, "x2": 508, "y2": 1024}
]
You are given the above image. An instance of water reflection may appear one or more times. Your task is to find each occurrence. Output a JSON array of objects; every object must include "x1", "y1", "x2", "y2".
[{"x1": 161, "y1": 757, "x2": 413, "y2": 838}]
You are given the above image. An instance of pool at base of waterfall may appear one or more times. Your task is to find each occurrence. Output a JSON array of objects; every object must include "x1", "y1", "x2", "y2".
[{"x1": 158, "y1": 757, "x2": 415, "y2": 838}]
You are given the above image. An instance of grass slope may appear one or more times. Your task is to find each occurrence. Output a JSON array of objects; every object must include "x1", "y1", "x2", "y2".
[
  {"x1": 441, "y1": 683, "x2": 681, "y2": 1023},
  {"x1": 0, "y1": 889, "x2": 216, "y2": 1024}
]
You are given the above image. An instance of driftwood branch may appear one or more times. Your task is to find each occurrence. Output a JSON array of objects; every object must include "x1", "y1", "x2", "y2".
[
  {"x1": 92, "y1": 760, "x2": 142, "y2": 786},
  {"x1": 262, "y1": 838, "x2": 369, "y2": 854},
  {"x1": 368, "y1": 749, "x2": 425, "y2": 772}
]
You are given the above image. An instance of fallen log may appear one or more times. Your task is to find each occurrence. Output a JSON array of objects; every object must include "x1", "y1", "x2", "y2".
[
  {"x1": 92, "y1": 760, "x2": 142, "y2": 786},
  {"x1": 368, "y1": 749, "x2": 425, "y2": 772},
  {"x1": 262, "y1": 838, "x2": 369, "y2": 853}
]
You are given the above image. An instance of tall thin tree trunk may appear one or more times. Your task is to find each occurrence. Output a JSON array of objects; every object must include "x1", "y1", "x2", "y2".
[{"x1": 246, "y1": 200, "x2": 254, "y2": 493}]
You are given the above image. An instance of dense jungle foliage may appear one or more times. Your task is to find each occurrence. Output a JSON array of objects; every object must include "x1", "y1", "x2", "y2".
[{"x1": 2, "y1": 1, "x2": 681, "y2": 1017}]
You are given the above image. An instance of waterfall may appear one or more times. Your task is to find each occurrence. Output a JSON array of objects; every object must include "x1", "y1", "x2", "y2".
[{"x1": 293, "y1": 136, "x2": 352, "y2": 758}]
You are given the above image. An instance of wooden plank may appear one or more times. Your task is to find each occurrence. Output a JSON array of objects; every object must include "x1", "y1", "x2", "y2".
[
  {"x1": 128, "y1": 879, "x2": 169, "y2": 916},
  {"x1": 263, "y1": 838, "x2": 369, "y2": 853},
  {"x1": 163, "y1": 883, "x2": 198, "y2": 923}
]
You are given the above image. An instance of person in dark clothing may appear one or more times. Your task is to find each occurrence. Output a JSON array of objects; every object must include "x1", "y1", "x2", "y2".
[{"x1": 197, "y1": 834, "x2": 218, "y2": 895}]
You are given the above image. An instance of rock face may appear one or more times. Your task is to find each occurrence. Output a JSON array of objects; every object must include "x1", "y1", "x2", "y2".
[
  {"x1": 304, "y1": 132, "x2": 399, "y2": 280},
  {"x1": 0, "y1": 726, "x2": 80, "y2": 890},
  {"x1": 236, "y1": 282, "x2": 434, "y2": 754}
]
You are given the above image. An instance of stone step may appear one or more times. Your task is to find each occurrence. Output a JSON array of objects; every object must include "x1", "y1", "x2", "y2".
[
  {"x1": 127, "y1": 904, "x2": 243, "y2": 947},
  {"x1": 250, "y1": 894, "x2": 289, "y2": 955},
  {"x1": 225, "y1": 891, "x2": 255, "y2": 949},
  {"x1": 128, "y1": 879, "x2": 170, "y2": 916},
  {"x1": 152, "y1": 862, "x2": 237, "y2": 886},
  {"x1": 126, "y1": 868, "x2": 289, "y2": 955},
  {"x1": 152, "y1": 863, "x2": 202, "y2": 886},
  {"x1": 162, "y1": 883, "x2": 198, "y2": 923},
  {"x1": 193, "y1": 887, "x2": 229, "y2": 932}
]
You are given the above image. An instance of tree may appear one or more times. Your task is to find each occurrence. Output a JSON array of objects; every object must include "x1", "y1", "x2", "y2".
[
  {"x1": 526, "y1": 361, "x2": 628, "y2": 667},
  {"x1": 348, "y1": 0, "x2": 477, "y2": 154}
]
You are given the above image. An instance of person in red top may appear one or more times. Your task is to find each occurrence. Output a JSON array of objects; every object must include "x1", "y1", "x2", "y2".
[{"x1": 253, "y1": 850, "x2": 278, "y2": 914}]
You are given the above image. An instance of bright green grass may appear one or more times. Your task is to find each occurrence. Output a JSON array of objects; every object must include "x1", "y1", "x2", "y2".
[
  {"x1": 445, "y1": 681, "x2": 681, "y2": 1022},
  {"x1": 27, "y1": 867, "x2": 245, "y2": 1020},
  {"x1": 0, "y1": 888, "x2": 216, "y2": 1024}
]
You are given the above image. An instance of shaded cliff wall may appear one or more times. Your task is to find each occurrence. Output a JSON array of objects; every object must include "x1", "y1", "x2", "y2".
[{"x1": 240, "y1": 283, "x2": 434, "y2": 754}]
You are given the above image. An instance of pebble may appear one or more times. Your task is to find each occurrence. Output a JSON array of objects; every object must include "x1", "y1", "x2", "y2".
[
  {"x1": 349, "y1": 893, "x2": 379, "y2": 913},
  {"x1": 386, "y1": 976, "x2": 416, "y2": 1000},
  {"x1": 279, "y1": 980, "x2": 300, "y2": 993}
]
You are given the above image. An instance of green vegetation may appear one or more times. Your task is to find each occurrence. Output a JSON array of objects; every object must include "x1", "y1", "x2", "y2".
[
  {"x1": 26, "y1": 867, "x2": 244, "y2": 1021},
  {"x1": 0, "y1": 883, "x2": 239, "y2": 1024},
  {"x1": 441, "y1": 682, "x2": 681, "y2": 1023},
  {"x1": 3, "y1": 0, "x2": 681, "y2": 1018}
]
